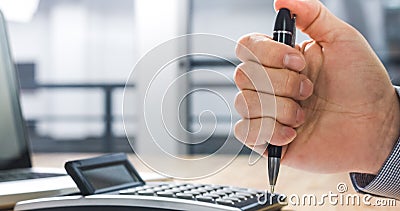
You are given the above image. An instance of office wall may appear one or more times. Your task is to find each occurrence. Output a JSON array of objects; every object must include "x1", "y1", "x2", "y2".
[
  {"x1": 7, "y1": 0, "x2": 137, "y2": 139},
  {"x1": 5, "y1": 0, "x2": 190, "y2": 154}
]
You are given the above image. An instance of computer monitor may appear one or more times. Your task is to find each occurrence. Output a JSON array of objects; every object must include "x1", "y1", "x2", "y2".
[{"x1": 0, "y1": 11, "x2": 32, "y2": 170}]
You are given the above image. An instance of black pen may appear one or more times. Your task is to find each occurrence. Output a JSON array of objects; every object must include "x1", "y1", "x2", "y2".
[{"x1": 268, "y1": 8, "x2": 296, "y2": 194}]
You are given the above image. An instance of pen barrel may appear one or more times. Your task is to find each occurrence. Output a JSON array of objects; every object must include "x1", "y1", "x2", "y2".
[
  {"x1": 268, "y1": 144, "x2": 282, "y2": 158},
  {"x1": 273, "y1": 30, "x2": 293, "y2": 47},
  {"x1": 268, "y1": 157, "x2": 281, "y2": 186},
  {"x1": 273, "y1": 8, "x2": 295, "y2": 47},
  {"x1": 267, "y1": 8, "x2": 296, "y2": 190}
]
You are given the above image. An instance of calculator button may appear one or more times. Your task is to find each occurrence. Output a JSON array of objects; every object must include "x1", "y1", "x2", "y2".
[
  {"x1": 235, "y1": 192, "x2": 253, "y2": 198},
  {"x1": 196, "y1": 195, "x2": 215, "y2": 203},
  {"x1": 194, "y1": 188, "x2": 209, "y2": 194},
  {"x1": 142, "y1": 184, "x2": 157, "y2": 189},
  {"x1": 193, "y1": 184, "x2": 205, "y2": 188},
  {"x1": 160, "y1": 185, "x2": 170, "y2": 189},
  {"x1": 211, "y1": 185, "x2": 223, "y2": 190},
  {"x1": 229, "y1": 187, "x2": 248, "y2": 192},
  {"x1": 178, "y1": 186, "x2": 190, "y2": 191},
  {"x1": 211, "y1": 191, "x2": 227, "y2": 197},
  {"x1": 167, "y1": 184, "x2": 181, "y2": 188},
  {"x1": 216, "y1": 199, "x2": 235, "y2": 206},
  {"x1": 216, "y1": 189, "x2": 233, "y2": 195},
  {"x1": 176, "y1": 193, "x2": 195, "y2": 200},
  {"x1": 202, "y1": 186, "x2": 216, "y2": 192},
  {"x1": 156, "y1": 191, "x2": 175, "y2": 198},
  {"x1": 202, "y1": 193, "x2": 221, "y2": 199},
  {"x1": 165, "y1": 189, "x2": 181, "y2": 194},
  {"x1": 152, "y1": 187, "x2": 166, "y2": 192},
  {"x1": 232, "y1": 195, "x2": 247, "y2": 201},
  {"x1": 137, "y1": 190, "x2": 155, "y2": 196},
  {"x1": 239, "y1": 190, "x2": 259, "y2": 196},
  {"x1": 184, "y1": 190, "x2": 201, "y2": 196},
  {"x1": 119, "y1": 189, "x2": 137, "y2": 195},
  {"x1": 222, "y1": 196, "x2": 241, "y2": 203}
]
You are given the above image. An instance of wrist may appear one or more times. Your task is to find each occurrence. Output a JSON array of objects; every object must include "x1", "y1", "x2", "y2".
[{"x1": 370, "y1": 88, "x2": 400, "y2": 174}]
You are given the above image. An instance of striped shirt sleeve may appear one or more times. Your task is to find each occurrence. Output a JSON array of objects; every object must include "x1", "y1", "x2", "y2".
[{"x1": 350, "y1": 86, "x2": 400, "y2": 200}]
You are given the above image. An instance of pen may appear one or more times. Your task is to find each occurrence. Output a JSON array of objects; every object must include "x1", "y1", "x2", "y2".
[{"x1": 268, "y1": 8, "x2": 296, "y2": 194}]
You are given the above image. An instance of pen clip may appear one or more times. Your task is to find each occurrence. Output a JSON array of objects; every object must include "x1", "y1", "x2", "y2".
[{"x1": 291, "y1": 15, "x2": 297, "y2": 47}]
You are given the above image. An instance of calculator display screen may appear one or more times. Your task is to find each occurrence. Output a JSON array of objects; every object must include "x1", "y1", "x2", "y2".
[{"x1": 81, "y1": 164, "x2": 141, "y2": 191}]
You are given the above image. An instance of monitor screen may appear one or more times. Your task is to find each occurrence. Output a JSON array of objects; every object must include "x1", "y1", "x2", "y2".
[{"x1": 0, "y1": 11, "x2": 31, "y2": 170}]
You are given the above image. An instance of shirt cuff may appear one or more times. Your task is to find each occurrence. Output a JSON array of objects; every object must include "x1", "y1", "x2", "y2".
[{"x1": 350, "y1": 86, "x2": 400, "y2": 199}]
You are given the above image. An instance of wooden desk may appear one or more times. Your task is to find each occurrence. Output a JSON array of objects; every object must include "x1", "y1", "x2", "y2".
[{"x1": 32, "y1": 153, "x2": 399, "y2": 211}]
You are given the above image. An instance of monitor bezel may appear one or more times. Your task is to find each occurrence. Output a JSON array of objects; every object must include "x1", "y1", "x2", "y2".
[{"x1": 0, "y1": 10, "x2": 32, "y2": 170}]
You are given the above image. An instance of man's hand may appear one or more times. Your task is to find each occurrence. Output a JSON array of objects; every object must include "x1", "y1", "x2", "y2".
[{"x1": 234, "y1": 0, "x2": 400, "y2": 174}]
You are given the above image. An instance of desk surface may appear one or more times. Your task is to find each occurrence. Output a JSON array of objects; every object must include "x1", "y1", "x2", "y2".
[{"x1": 32, "y1": 153, "x2": 399, "y2": 211}]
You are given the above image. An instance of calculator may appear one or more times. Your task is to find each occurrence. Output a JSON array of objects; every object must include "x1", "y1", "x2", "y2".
[{"x1": 14, "y1": 153, "x2": 287, "y2": 211}]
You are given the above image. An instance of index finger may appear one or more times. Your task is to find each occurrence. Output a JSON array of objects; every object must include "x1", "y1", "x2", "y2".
[{"x1": 236, "y1": 33, "x2": 306, "y2": 72}]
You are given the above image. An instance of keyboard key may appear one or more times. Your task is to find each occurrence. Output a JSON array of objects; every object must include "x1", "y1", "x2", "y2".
[
  {"x1": 216, "y1": 199, "x2": 235, "y2": 206},
  {"x1": 176, "y1": 193, "x2": 195, "y2": 200},
  {"x1": 0, "y1": 172, "x2": 64, "y2": 182}
]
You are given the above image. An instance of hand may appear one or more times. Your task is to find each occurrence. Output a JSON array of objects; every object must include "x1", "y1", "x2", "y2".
[{"x1": 234, "y1": 0, "x2": 400, "y2": 174}]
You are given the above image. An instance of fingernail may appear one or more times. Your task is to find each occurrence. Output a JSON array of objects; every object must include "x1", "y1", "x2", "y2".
[
  {"x1": 282, "y1": 126, "x2": 297, "y2": 140},
  {"x1": 284, "y1": 54, "x2": 306, "y2": 71},
  {"x1": 296, "y1": 108, "x2": 305, "y2": 124},
  {"x1": 300, "y1": 79, "x2": 313, "y2": 97}
]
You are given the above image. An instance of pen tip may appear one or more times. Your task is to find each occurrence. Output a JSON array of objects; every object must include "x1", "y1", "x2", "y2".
[{"x1": 270, "y1": 185, "x2": 275, "y2": 194}]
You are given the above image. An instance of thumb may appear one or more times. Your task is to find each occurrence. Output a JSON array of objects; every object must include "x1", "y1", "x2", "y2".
[{"x1": 274, "y1": 0, "x2": 354, "y2": 43}]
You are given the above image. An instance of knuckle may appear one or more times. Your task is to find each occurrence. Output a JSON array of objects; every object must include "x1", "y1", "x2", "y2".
[
  {"x1": 234, "y1": 120, "x2": 245, "y2": 142},
  {"x1": 234, "y1": 119, "x2": 256, "y2": 145},
  {"x1": 284, "y1": 71, "x2": 297, "y2": 96},
  {"x1": 280, "y1": 71, "x2": 300, "y2": 98},
  {"x1": 234, "y1": 64, "x2": 247, "y2": 87},
  {"x1": 247, "y1": 121, "x2": 264, "y2": 145},
  {"x1": 236, "y1": 34, "x2": 253, "y2": 57},
  {"x1": 270, "y1": 124, "x2": 294, "y2": 146},
  {"x1": 234, "y1": 92, "x2": 247, "y2": 117},
  {"x1": 242, "y1": 90, "x2": 261, "y2": 117},
  {"x1": 281, "y1": 99, "x2": 298, "y2": 124}
]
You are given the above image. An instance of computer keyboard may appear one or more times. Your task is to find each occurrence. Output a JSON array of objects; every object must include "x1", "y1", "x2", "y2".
[
  {"x1": 118, "y1": 182, "x2": 284, "y2": 210},
  {"x1": 0, "y1": 172, "x2": 64, "y2": 182}
]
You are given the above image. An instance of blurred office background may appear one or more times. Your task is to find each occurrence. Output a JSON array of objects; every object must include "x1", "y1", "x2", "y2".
[{"x1": 1, "y1": 0, "x2": 399, "y2": 154}]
